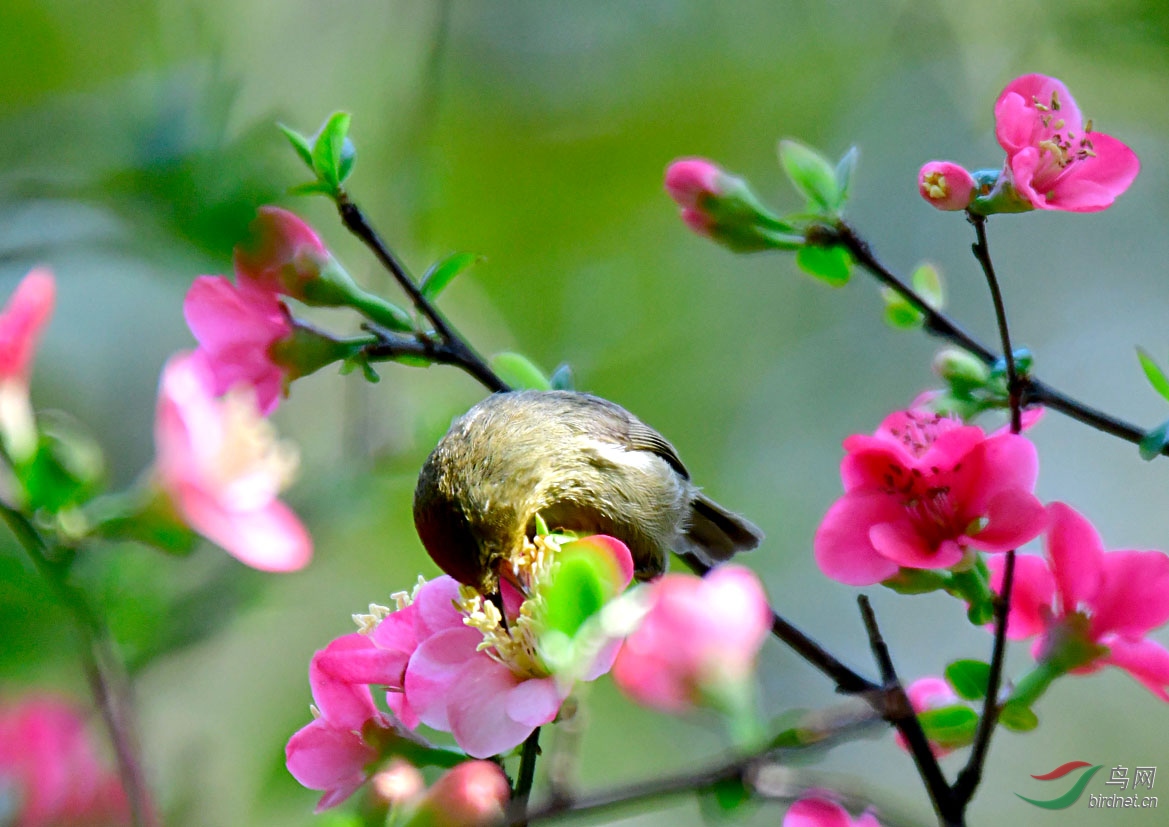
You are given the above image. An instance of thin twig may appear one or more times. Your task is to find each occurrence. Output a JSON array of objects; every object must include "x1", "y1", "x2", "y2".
[
  {"x1": 509, "y1": 727, "x2": 542, "y2": 826},
  {"x1": 0, "y1": 503, "x2": 156, "y2": 827},
  {"x1": 968, "y1": 215, "x2": 1021, "y2": 432}
]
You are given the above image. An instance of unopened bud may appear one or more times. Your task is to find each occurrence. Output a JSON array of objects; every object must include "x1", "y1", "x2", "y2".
[
  {"x1": 933, "y1": 348, "x2": 991, "y2": 391},
  {"x1": 402, "y1": 761, "x2": 510, "y2": 827},
  {"x1": 918, "y1": 162, "x2": 976, "y2": 211}
]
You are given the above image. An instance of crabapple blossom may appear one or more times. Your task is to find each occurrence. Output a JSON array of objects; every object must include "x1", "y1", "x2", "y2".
[
  {"x1": 814, "y1": 409, "x2": 1046, "y2": 586},
  {"x1": 233, "y1": 206, "x2": 331, "y2": 300},
  {"x1": 918, "y1": 162, "x2": 976, "y2": 211},
  {"x1": 0, "y1": 695, "x2": 129, "y2": 827},
  {"x1": 611, "y1": 565, "x2": 771, "y2": 714},
  {"x1": 987, "y1": 502, "x2": 1169, "y2": 701},
  {"x1": 992, "y1": 74, "x2": 1139, "y2": 212},
  {"x1": 784, "y1": 795, "x2": 881, "y2": 827},
  {"x1": 152, "y1": 352, "x2": 311, "y2": 571},
  {"x1": 0, "y1": 268, "x2": 55, "y2": 461},
  {"x1": 285, "y1": 636, "x2": 397, "y2": 811},
  {"x1": 183, "y1": 275, "x2": 293, "y2": 415}
]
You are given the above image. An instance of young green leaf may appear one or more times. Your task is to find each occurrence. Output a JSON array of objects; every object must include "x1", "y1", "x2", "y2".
[
  {"x1": 912, "y1": 262, "x2": 944, "y2": 310},
  {"x1": 549, "y1": 362, "x2": 575, "y2": 391},
  {"x1": 1139, "y1": 418, "x2": 1169, "y2": 461},
  {"x1": 490, "y1": 352, "x2": 551, "y2": 391},
  {"x1": 945, "y1": 659, "x2": 992, "y2": 700},
  {"x1": 1137, "y1": 347, "x2": 1169, "y2": 403},
  {"x1": 882, "y1": 288, "x2": 923, "y2": 329},
  {"x1": 278, "y1": 124, "x2": 314, "y2": 170},
  {"x1": 311, "y1": 111, "x2": 352, "y2": 189},
  {"x1": 779, "y1": 139, "x2": 842, "y2": 213},
  {"x1": 835, "y1": 145, "x2": 859, "y2": 204},
  {"x1": 796, "y1": 245, "x2": 852, "y2": 286},
  {"x1": 998, "y1": 700, "x2": 1039, "y2": 732},
  {"x1": 917, "y1": 705, "x2": 979, "y2": 747},
  {"x1": 419, "y1": 252, "x2": 481, "y2": 303}
]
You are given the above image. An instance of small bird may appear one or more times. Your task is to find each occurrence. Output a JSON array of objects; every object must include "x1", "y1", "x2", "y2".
[{"x1": 413, "y1": 389, "x2": 763, "y2": 593}]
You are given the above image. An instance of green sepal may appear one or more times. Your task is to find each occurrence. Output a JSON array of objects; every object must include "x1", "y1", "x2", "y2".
[
  {"x1": 778, "y1": 139, "x2": 842, "y2": 213},
  {"x1": 278, "y1": 124, "x2": 314, "y2": 170},
  {"x1": 310, "y1": 111, "x2": 353, "y2": 191},
  {"x1": 945, "y1": 659, "x2": 992, "y2": 700},
  {"x1": 795, "y1": 244, "x2": 851, "y2": 286},
  {"x1": 85, "y1": 486, "x2": 199, "y2": 556},
  {"x1": 917, "y1": 704, "x2": 978, "y2": 749},
  {"x1": 419, "y1": 252, "x2": 482, "y2": 303},
  {"x1": 549, "y1": 362, "x2": 575, "y2": 391},
  {"x1": 998, "y1": 700, "x2": 1039, "y2": 732},
  {"x1": 1139, "y1": 418, "x2": 1169, "y2": 461},
  {"x1": 490, "y1": 352, "x2": 551, "y2": 391},
  {"x1": 18, "y1": 413, "x2": 106, "y2": 514},
  {"x1": 699, "y1": 774, "x2": 753, "y2": 821},
  {"x1": 882, "y1": 568, "x2": 950, "y2": 595}
]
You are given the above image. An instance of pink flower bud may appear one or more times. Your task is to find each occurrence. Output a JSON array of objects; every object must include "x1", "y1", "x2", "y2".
[
  {"x1": 918, "y1": 162, "x2": 976, "y2": 211},
  {"x1": 612, "y1": 566, "x2": 771, "y2": 713},
  {"x1": 665, "y1": 158, "x2": 726, "y2": 210},
  {"x1": 894, "y1": 676, "x2": 961, "y2": 756},
  {"x1": 370, "y1": 760, "x2": 426, "y2": 807},
  {"x1": 0, "y1": 268, "x2": 54, "y2": 384},
  {"x1": 233, "y1": 207, "x2": 330, "y2": 299},
  {"x1": 784, "y1": 794, "x2": 881, "y2": 827},
  {"x1": 407, "y1": 761, "x2": 510, "y2": 827}
]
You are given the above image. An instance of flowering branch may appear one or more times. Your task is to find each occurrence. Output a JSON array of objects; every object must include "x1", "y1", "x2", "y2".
[
  {"x1": 334, "y1": 194, "x2": 510, "y2": 393},
  {"x1": 0, "y1": 502, "x2": 157, "y2": 827}
]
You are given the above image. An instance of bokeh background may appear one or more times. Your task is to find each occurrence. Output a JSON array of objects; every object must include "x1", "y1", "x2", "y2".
[{"x1": 3, "y1": 1, "x2": 1169, "y2": 825}]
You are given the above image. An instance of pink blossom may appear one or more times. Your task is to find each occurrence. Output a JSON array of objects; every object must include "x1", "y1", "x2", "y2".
[
  {"x1": 611, "y1": 565, "x2": 771, "y2": 713},
  {"x1": 894, "y1": 677, "x2": 961, "y2": 757},
  {"x1": 0, "y1": 695, "x2": 129, "y2": 827},
  {"x1": 153, "y1": 352, "x2": 311, "y2": 571},
  {"x1": 233, "y1": 206, "x2": 330, "y2": 298},
  {"x1": 784, "y1": 795, "x2": 881, "y2": 827},
  {"x1": 0, "y1": 268, "x2": 54, "y2": 384},
  {"x1": 918, "y1": 162, "x2": 976, "y2": 211},
  {"x1": 665, "y1": 158, "x2": 725, "y2": 210},
  {"x1": 988, "y1": 502, "x2": 1169, "y2": 700},
  {"x1": 814, "y1": 409, "x2": 1047, "y2": 586},
  {"x1": 286, "y1": 636, "x2": 395, "y2": 811},
  {"x1": 183, "y1": 275, "x2": 293, "y2": 415},
  {"x1": 406, "y1": 761, "x2": 511, "y2": 827},
  {"x1": 994, "y1": 74, "x2": 1139, "y2": 212}
]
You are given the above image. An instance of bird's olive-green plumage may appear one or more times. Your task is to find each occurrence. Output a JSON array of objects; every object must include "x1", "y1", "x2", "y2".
[{"x1": 413, "y1": 390, "x2": 763, "y2": 593}]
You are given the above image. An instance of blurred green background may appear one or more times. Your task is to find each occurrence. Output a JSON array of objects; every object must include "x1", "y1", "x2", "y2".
[{"x1": 2, "y1": 1, "x2": 1169, "y2": 825}]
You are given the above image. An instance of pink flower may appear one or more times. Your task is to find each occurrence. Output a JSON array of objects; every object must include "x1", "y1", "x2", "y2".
[
  {"x1": 0, "y1": 695, "x2": 129, "y2": 827},
  {"x1": 994, "y1": 74, "x2": 1139, "y2": 212},
  {"x1": 405, "y1": 761, "x2": 511, "y2": 827},
  {"x1": 612, "y1": 565, "x2": 771, "y2": 713},
  {"x1": 153, "y1": 352, "x2": 312, "y2": 571},
  {"x1": 316, "y1": 535, "x2": 635, "y2": 759},
  {"x1": 988, "y1": 503, "x2": 1169, "y2": 700},
  {"x1": 286, "y1": 636, "x2": 396, "y2": 811},
  {"x1": 665, "y1": 158, "x2": 726, "y2": 235},
  {"x1": 918, "y1": 162, "x2": 976, "y2": 211},
  {"x1": 183, "y1": 275, "x2": 293, "y2": 415},
  {"x1": 0, "y1": 269, "x2": 55, "y2": 461},
  {"x1": 814, "y1": 409, "x2": 1047, "y2": 586},
  {"x1": 894, "y1": 677, "x2": 962, "y2": 757},
  {"x1": 233, "y1": 206, "x2": 330, "y2": 299},
  {"x1": 784, "y1": 795, "x2": 881, "y2": 827}
]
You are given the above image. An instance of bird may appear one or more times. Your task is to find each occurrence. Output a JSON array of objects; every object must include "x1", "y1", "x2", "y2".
[{"x1": 413, "y1": 389, "x2": 763, "y2": 594}]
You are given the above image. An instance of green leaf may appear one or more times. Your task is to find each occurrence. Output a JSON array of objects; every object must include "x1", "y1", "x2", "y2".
[
  {"x1": 419, "y1": 252, "x2": 481, "y2": 302},
  {"x1": 549, "y1": 362, "x2": 575, "y2": 391},
  {"x1": 278, "y1": 123, "x2": 314, "y2": 169},
  {"x1": 705, "y1": 775, "x2": 752, "y2": 816},
  {"x1": 998, "y1": 700, "x2": 1039, "y2": 732},
  {"x1": 541, "y1": 552, "x2": 610, "y2": 639},
  {"x1": 287, "y1": 180, "x2": 339, "y2": 198},
  {"x1": 945, "y1": 659, "x2": 992, "y2": 700},
  {"x1": 490, "y1": 352, "x2": 551, "y2": 391},
  {"x1": 917, "y1": 704, "x2": 979, "y2": 748},
  {"x1": 1139, "y1": 418, "x2": 1169, "y2": 461},
  {"x1": 311, "y1": 111, "x2": 352, "y2": 189},
  {"x1": 835, "y1": 145, "x2": 859, "y2": 203},
  {"x1": 796, "y1": 245, "x2": 852, "y2": 286},
  {"x1": 1137, "y1": 347, "x2": 1169, "y2": 403},
  {"x1": 912, "y1": 262, "x2": 944, "y2": 310},
  {"x1": 882, "y1": 288, "x2": 923, "y2": 329},
  {"x1": 778, "y1": 139, "x2": 842, "y2": 213}
]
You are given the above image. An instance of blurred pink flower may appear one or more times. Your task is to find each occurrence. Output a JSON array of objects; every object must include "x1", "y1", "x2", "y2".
[
  {"x1": 286, "y1": 636, "x2": 395, "y2": 812},
  {"x1": 404, "y1": 761, "x2": 510, "y2": 827},
  {"x1": 918, "y1": 162, "x2": 976, "y2": 211},
  {"x1": 183, "y1": 275, "x2": 293, "y2": 415},
  {"x1": 233, "y1": 206, "x2": 330, "y2": 299},
  {"x1": 153, "y1": 352, "x2": 311, "y2": 571},
  {"x1": 665, "y1": 158, "x2": 726, "y2": 237},
  {"x1": 994, "y1": 74, "x2": 1139, "y2": 212},
  {"x1": 894, "y1": 676, "x2": 962, "y2": 757},
  {"x1": 612, "y1": 565, "x2": 771, "y2": 713},
  {"x1": 0, "y1": 269, "x2": 55, "y2": 460},
  {"x1": 315, "y1": 536, "x2": 634, "y2": 759},
  {"x1": 814, "y1": 409, "x2": 1047, "y2": 586},
  {"x1": 0, "y1": 695, "x2": 129, "y2": 827},
  {"x1": 784, "y1": 795, "x2": 881, "y2": 827},
  {"x1": 988, "y1": 502, "x2": 1169, "y2": 700}
]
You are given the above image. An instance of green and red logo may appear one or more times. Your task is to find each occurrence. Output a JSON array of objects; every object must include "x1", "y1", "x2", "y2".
[{"x1": 1015, "y1": 761, "x2": 1103, "y2": 809}]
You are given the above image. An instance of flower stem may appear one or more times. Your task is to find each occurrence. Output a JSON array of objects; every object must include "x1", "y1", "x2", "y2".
[
  {"x1": 967, "y1": 214, "x2": 1021, "y2": 433},
  {"x1": 0, "y1": 502, "x2": 156, "y2": 827},
  {"x1": 510, "y1": 726, "x2": 542, "y2": 826}
]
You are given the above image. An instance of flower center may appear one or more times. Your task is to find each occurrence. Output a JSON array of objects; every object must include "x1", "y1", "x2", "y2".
[
  {"x1": 212, "y1": 387, "x2": 299, "y2": 498},
  {"x1": 922, "y1": 171, "x2": 950, "y2": 200}
]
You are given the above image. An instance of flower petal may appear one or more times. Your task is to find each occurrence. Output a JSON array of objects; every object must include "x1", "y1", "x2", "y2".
[
  {"x1": 814, "y1": 493, "x2": 903, "y2": 585},
  {"x1": 1100, "y1": 637, "x2": 1169, "y2": 702}
]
